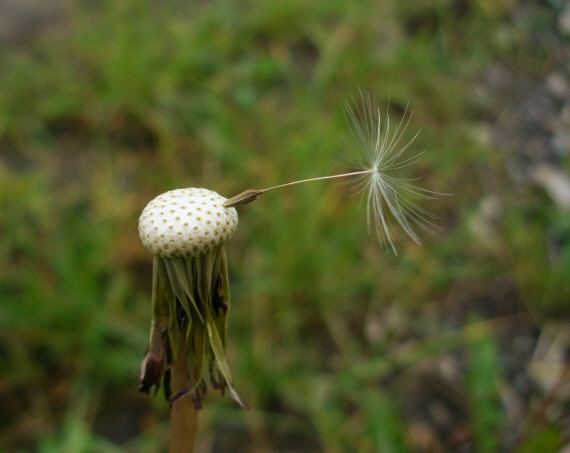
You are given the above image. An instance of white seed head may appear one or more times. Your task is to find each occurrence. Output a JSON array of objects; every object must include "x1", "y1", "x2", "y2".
[{"x1": 138, "y1": 188, "x2": 238, "y2": 258}]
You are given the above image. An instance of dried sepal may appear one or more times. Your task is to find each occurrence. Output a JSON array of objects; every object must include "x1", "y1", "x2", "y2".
[
  {"x1": 138, "y1": 323, "x2": 167, "y2": 395},
  {"x1": 140, "y1": 246, "x2": 247, "y2": 409}
]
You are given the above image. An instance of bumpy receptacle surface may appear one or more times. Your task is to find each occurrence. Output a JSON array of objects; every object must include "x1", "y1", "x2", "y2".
[{"x1": 139, "y1": 188, "x2": 238, "y2": 257}]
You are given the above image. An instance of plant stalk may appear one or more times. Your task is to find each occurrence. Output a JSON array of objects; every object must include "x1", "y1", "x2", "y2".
[{"x1": 168, "y1": 324, "x2": 198, "y2": 453}]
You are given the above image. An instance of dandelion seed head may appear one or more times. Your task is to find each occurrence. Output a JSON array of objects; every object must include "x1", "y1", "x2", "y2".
[{"x1": 139, "y1": 188, "x2": 238, "y2": 257}]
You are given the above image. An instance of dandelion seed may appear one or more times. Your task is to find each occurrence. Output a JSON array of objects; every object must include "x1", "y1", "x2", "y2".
[{"x1": 223, "y1": 91, "x2": 441, "y2": 253}]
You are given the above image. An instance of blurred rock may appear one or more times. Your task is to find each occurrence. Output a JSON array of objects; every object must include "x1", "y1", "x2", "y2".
[
  {"x1": 0, "y1": 0, "x2": 65, "y2": 47},
  {"x1": 559, "y1": 3, "x2": 570, "y2": 36},
  {"x1": 528, "y1": 322, "x2": 570, "y2": 396},
  {"x1": 547, "y1": 73, "x2": 570, "y2": 100},
  {"x1": 469, "y1": 195, "x2": 503, "y2": 251},
  {"x1": 532, "y1": 165, "x2": 570, "y2": 209},
  {"x1": 552, "y1": 130, "x2": 570, "y2": 156}
]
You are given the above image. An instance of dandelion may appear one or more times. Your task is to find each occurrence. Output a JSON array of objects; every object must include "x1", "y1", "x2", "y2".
[
  {"x1": 137, "y1": 92, "x2": 440, "y2": 452},
  {"x1": 138, "y1": 188, "x2": 246, "y2": 453},
  {"x1": 223, "y1": 91, "x2": 439, "y2": 253}
]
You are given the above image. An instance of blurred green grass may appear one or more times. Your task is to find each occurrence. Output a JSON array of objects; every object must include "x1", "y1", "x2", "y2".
[{"x1": 1, "y1": 0, "x2": 568, "y2": 452}]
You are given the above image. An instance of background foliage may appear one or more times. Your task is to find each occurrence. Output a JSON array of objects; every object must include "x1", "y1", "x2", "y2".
[{"x1": 1, "y1": 0, "x2": 569, "y2": 451}]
